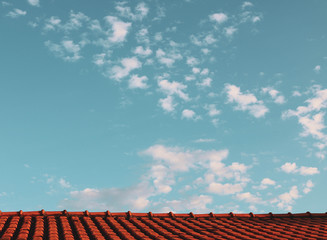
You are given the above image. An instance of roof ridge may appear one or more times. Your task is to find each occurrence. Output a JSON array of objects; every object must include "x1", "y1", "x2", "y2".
[{"x1": 0, "y1": 210, "x2": 326, "y2": 218}]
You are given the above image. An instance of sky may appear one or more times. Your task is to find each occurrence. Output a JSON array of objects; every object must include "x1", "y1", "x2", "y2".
[{"x1": 0, "y1": 0, "x2": 326, "y2": 213}]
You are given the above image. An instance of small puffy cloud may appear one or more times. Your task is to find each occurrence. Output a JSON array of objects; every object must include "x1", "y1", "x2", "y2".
[
  {"x1": 236, "y1": 192, "x2": 262, "y2": 204},
  {"x1": 182, "y1": 109, "x2": 196, "y2": 119},
  {"x1": 275, "y1": 186, "x2": 300, "y2": 211},
  {"x1": 194, "y1": 138, "x2": 216, "y2": 143},
  {"x1": 93, "y1": 53, "x2": 107, "y2": 66},
  {"x1": 186, "y1": 56, "x2": 199, "y2": 66},
  {"x1": 45, "y1": 40, "x2": 82, "y2": 62},
  {"x1": 105, "y1": 16, "x2": 131, "y2": 43},
  {"x1": 225, "y1": 84, "x2": 268, "y2": 118},
  {"x1": 205, "y1": 104, "x2": 221, "y2": 117},
  {"x1": 262, "y1": 87, "x2": 286, "y2": 104},
  {"x1": 134, "y1": 46, "x2": 152, "y2": 57},
  {"x1": 314, "y1": 65, "x2": 321, "y2": 73},
  {"x1": 59, "y1": 178, "x2": 71, "y2": 188},
  {"x1": 111, "y1": 57, "x2": 141, "y2": 80},
  {"x1": 44, "y1": 16, "x2": 61, "y2": 31},
  {"x1": 252, "y1": 16, "x2": 261, "y2": 23},
  {"x1": 115, "y1": 2, "x2": 149, "y2": 21},
  {"x1": 159, "y1": 96, "x2": 176, "y2": 112},
  {"x1": 209, "y1": 13, "x2": 228, "y2": 24},
  {"x1": 292, "y1": 90, "x2": 301, "y2": 97},
  {"x1": 303, "y1": 180, "x2": 314, "y2": 194},
  {"x1": 197, "y1": 77, "x2": 212, "y2": 87},
  {"x1": 6, "y1": 9, "x2": 26, "y2": 18},
  {"x1": 207, "y1": 183, "x2": 243, "y2": 195},
  {"x1": 253, "y1": 178, "x2": 276, "y2": 190},
  {"x1": 128, "y1": 75, "x2": 148, "y2": 89},
  {"x1": 44, "y1": 12, "x2": 89, "y2": 32},
  {"x1": 27, "y1": 0, "x2": 39, "y2": 7},
  {"x1": 60, "y1": 182, "x2": 152, "y2": 211},
  {"x1": 280, "y1": 162, "x2": 319, "y2": 176},
  {"x1": 156, "y1": 49, "x2": 182, "y2": 67},
  {"x1": 242, "y1": 2, "x2": 253, "y2": 9},
  {"x1": 225, "y1": 26, "x2": 238, "y2": 37},
  {"x1": 158, "y1": 79, "x2": 189, "y2": 101},
  {"x1": 159, "y1": 195, "x2": 213, "y2": 213}
]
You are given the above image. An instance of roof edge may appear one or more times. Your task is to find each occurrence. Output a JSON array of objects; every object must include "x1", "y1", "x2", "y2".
[{"x1": 0, "y1": 210, "x2": 326, "y2": 218}]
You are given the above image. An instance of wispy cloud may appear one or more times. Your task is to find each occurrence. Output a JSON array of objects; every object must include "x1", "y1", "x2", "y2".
[
  {"x1": 225, "y1": 84, "x2": 268, "y2": 118},
  {"x1": 7, "y1": 9, "x2": 26, "y2": 18},
  {"x1": 280, "y1": 162, "x2": 319, "y2": 176},
  {"x1": 45, "y1": 40, "x2": 82, "y2": 62}
]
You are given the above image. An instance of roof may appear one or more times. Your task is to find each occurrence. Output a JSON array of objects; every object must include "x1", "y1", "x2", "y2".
[{"x1": 0, "y1": 211, "x2": 326, "y2": 239}]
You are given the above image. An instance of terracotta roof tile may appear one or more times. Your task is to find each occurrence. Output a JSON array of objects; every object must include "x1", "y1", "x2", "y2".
[{"x1": 0, "y1": 211, "x2": 326, "y2": 239}]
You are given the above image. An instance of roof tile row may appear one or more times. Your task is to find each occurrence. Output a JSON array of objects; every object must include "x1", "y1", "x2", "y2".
[{"x1": 0, "y1": 211, "x2": 326, "y2": 239}]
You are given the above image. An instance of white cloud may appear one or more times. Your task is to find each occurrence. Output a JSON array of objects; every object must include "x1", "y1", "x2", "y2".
[
  {"x1": 60, "y1": 182, "x2": 153, "y2": 211},
  {"x1": 314, "y1": 65, "x2": 321, "y2": 73},
  {"x1": 45, "y1": 40, "x2": 82, "y2": 62},
  {"x1": 44, "y1": 12, "x2": 89, "y2": 32},
  {"x1": 6, "y1": 9, "x2": 26, "y2": 18},
  {"x1": 197, "y1": 77, "x2": 212, "y2": 87},
  {"x1": 205, "y1": 104, "x2": 221, "y2": 117},
  {"x1": 186, "y1": 56, "x2": 199, "y2": 66},
  {"x1": 194, "y1": 138, "x2": 216, "y2": 143},
  {"x1": 59, "y1": 178, "x2": 71, "y2": 188},
  {"x1": 93, "y1": 53, "x2": 107, "y2": 66},
  {"x1": 275, "y1": 186, "x2": 300, "y2": 211},
  {"x1": 236, "y1": 192, "x2": 262, "y2": 204},
  {"x1": 209, "y1": 13, "x2": 228, "y2": 24},
  {"x1": 156, "y1": 49, "x2": 182, "y2": 67},
  {"x1": 128, "y1": 75, "x2": 148, "y2": 89},
  {"x1": 225, "y1": 84, "x2": 268, "y2": 118},
  {"x1": 303, "y1": 180, "x2": 314, "y2": 194},
  {"x1": 262, "y1": 87, "x2": 286, "y2": 104},
  {"x1": 252, "y1": 16, "x2": 261, "y2": 23},
  {"x1": 111, "y1": 57, "x2": 141, "y2": 80},
  {"x1": 242, "y1": 2, "x2": 253, "y2": 9},
  {"x1": 134, "y1": 46, "x2": 152, "y2": 57},
  {"x1": 105, "y1": 16, "x2": 131, "y2": 43},
  {"x1": 44, "y1": 16, "x2": 61, "y2": 31},
  {"x1": 207, "y1": 183, "x2": 243, "y2": 195},
  {"x1": 27, "y1": 0, "x2": 39, "y2": 7},
  {"x1": 115, "y1": 2, "x2": 149, "y2": 21},
  {"x1": 225, "y1": 26, "x2": 238, "y2": 37},
  {"x1": 280, "y1": 162, "x2": 319, "y2": 176},
  {"x1": 159, "y1": 96, "x2": 176, "y2": 112},
  {"x1": 182, "y1": 109, "x2": 196, "y2": 119},
  {"x1": 158, "y1": 79, "x2": 189, "y2": 101},
  {"x1": 253, "y1": 178, "x2": 276, "y2": 190},
  {"x1": 292, "y1": 90, "x2": 302, "y2": 97}
]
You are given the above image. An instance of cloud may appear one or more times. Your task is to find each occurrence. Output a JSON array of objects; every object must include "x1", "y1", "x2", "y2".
[
  {"x1": 236, "y1": 192, "x2": 262, "y2": 204},
  {"x1": 128, "y1": 75, "x2": 148, "y2": 89},
  {"x1": 194, "y1": 138, "x2": 216, "y2": 143},
  {"x1": 44, "y1": 11, "x2": 90, "y2": 32},
  {"x1": 280, "y1": 162, "x2": 319, "y2": 176},
  {"x1": 134, "y1": 46, "x2": 152, "y2": 57},
  {"x1": 282, "y1": 86, "x2": 327, "y2": 154},
  {"x1": 156, "y1": 49, "x2": 182, "y2": 67},
  {"x1": 197, "y1": 77, "x2": 212, "y2": 87},
  {"x1": 45, "y1": 40, "x2": 82, "y2": 62},
  {"x1": 115, "y1": 2, "x2": 149, "y2": 21},
  {"x1": 60, "y1": 182, "x2": 153, "y2": 211},
  {"x1": 252, "y1": 16, "x2": 261, "y2": 23},
  {"x1": 314, "y1": 65, "x2": 321, "y2": 73},
  {"x1": 159, "y1": 96, "x2": 176, "y2": 112},
  {"x1": 186, "y1": 56, "x2": 200, "y2": 66},
  {"x1": 262, "y1": 87, "x2": 286, "y2": 104},
  {"x1": 182, "y1": 109, "x2": 196, "y2": 119},
  {"x1": 27, "y1": 0, "x2": 39, "y2": 7},
  {"x1": 275, "y1": 186, "x2": 300, "y2": 211},
  {"x1": 6, "y1": 9, "x2": 26, "y2": 18},
  {"x1": 209, "y1": 13, "x2": 228, "y2": 24},
  {"x1": 225, "y1": 84, "x2": 268, "y2": 118},
  {"x1": 225, "y1": 26, "x2": 238, "y2": 37},
  {"x1": 303, "y1": 180, "x2": 314, "y2": 194},
  {"x1": 242, "y1": 2, "x2": 253, "y2": 9},
  {"x1": 111, "y1": 57, "x2": 141, "y2": 80},
  {"x1": 105, "y1": 16, "x2": 131, "y2": 43},
  {"x1": 253, "y1": 178, "x2": 276, "y2": 190},
  {"x1": 207, "y1": 183, "x2": 243, "y2": 195},
  {"x1": 59, "y1": 178, "x2": 71, "y2": 188},
  {"x1": 205, "y1": 104, "x2": 221, "y2": 117},
  {"x1": 158, "y1": 79, "x2": 189, "y2": 101}
]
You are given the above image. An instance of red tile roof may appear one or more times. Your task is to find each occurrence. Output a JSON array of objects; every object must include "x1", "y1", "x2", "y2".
[{"x1": 0, "y1": 210, "x2": 326, "y2": 239}]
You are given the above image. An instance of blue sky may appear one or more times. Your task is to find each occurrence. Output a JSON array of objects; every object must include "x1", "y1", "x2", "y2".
[{"x1": 0, "y1": 0, "x2": 326, "y2": 213}]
